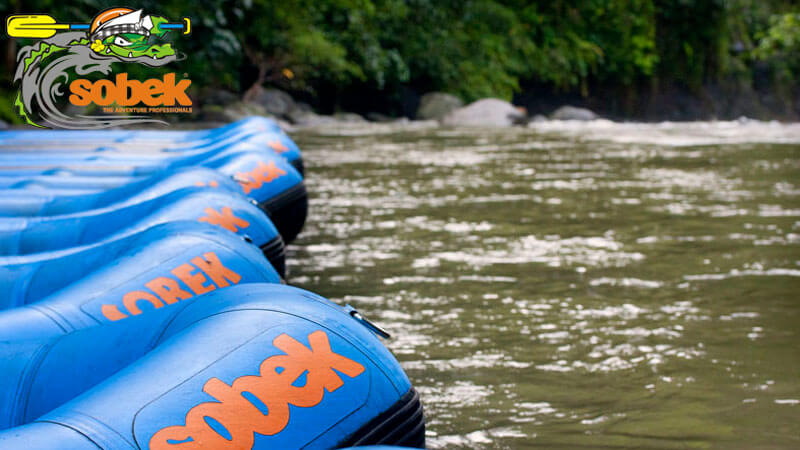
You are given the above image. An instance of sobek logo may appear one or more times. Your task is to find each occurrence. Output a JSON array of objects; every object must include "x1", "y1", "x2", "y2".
[{"x1": 5, "y1": 8, "x2": 192, "y2": 129}]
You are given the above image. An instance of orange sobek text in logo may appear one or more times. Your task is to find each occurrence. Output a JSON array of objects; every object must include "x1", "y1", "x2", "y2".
[
  {"x1": 149, "y1": 330, "x2": 366, "y2": 449},
  {"x1": 68, "y1": 73, "x2": 192, "y2": 110}
]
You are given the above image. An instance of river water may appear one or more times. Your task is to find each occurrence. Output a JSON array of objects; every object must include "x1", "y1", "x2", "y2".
[{"x1": 289, "y1": 120, "x2": 800, "y2": 449}]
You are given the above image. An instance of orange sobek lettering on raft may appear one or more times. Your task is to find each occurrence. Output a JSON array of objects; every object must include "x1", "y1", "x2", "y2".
[
  {"x1": 194, "y1": 180, "x2": 219, "y2": 188},
  {"x1": 101, "y1": 251, "x2": 242, "y2": 321},
  {"x1": 236, "y1": 161, "x2": 287, "y2": 194},
  {"x1": 198, "y1": 207, "x2": 250, "y2": 233},
  {"x1": 267, "y1": 140, "x2": 289, "y2": 153},
  {"x1": 149, "y1": 330, "x2": 366, "y2": 449}
]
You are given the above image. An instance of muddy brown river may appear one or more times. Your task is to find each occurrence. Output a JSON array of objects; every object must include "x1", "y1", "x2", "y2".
[{"x1": 289, "y1": 120, "x2": 800, "y2": 449}]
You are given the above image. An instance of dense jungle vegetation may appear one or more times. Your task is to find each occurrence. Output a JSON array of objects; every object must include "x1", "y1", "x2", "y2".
[{"x1": 1, "y1": 0, "x2": 798, "y2": 121}]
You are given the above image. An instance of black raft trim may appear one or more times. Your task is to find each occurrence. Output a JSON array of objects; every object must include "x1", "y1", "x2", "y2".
[
  {"x1": 257, "y1": 182, "x2": 308, "y2": 245},
  {"x1": 259, "y1": 235, "x2": 286, "y2": 279},
  {"x1": 290, "y1": 157, "x2": 305, "y2": 177},
  {"x1": 337, "y1": 388, "x2": 425, "y2": 449}
]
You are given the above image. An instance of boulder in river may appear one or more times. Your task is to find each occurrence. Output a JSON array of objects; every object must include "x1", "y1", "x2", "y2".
[
  {"x1": 441, "y1": 98, "x2": 526, "y2": 127},
  {"x1": 551, "y1": 105, "x2": 599, "y2": 121},
  {"x1": 286, "y1": 102, "x2": 313, "y2": 123},
  {"x1": 289, "y1": 111, "x2": 339, "y2": 127},
  {"x1": 250, "y1": 88, "x2": 296, "y2": 117},
  {"x1": 291, "y1": 111, "x2": 371, "y2": 127},
  {"x1": 417, "y1": 92, "x2": 464, "y2": 120},
  {"x1": 0, "y1": 119, "x2": 7, "y2": 129},
  {"x1": 210, "y1": 101, "x2": 269, "y2": 122},
  {"x1": 203, "y1": 89, "x2": 239, "y2": 107},
  {"x1": 366, "y1": 112, "x2": 394, "y2": 122},
  {"x1": 333, "y1": 112, "x2": 367, "y2": 123}
]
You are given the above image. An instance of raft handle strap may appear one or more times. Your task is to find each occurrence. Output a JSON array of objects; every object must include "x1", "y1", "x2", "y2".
[{"x1": 345, "y1": 305, "x2": 391, "y2": 339}]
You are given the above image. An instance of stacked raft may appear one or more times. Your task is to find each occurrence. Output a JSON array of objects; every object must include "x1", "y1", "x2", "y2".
[{"x1": 0, "y1": 118, "x2": 424, "y2": 449}]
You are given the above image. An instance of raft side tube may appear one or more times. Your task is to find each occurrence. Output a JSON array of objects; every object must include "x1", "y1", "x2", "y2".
[
  {"x1": 0, "y1": 187, "x2": 282, "y2": 272},
  {"x1": 0, "y1": 285, "x2": 421, "y2": 448},
  {"x1": 0, "y1": 222, "x2": 281, "y2": 325}
]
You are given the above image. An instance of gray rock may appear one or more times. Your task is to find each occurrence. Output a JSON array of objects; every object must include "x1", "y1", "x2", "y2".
[
  {"x1": 333, "y1": 112, "x2": 367, "y2": 123},
  {"x1": 441, "y1": 98, "x2": 525, "y2": 127},
  {"x1": 213, "y1": 101, "x2": 270, "y2": 122},
  {"x1": 293, "y1": 111, "x2": 372, "y2": 127},
  {"x1": 417, "y1": 92, "x2": 464, "y2": 120},
  {"x1": 204, "y1": 89, "x2": 239, "y2": 106},
  {"x1": 290, "y1": 111, "x2": 339, "y2": 127},
  {"x1": 200, "y1": 106, "x2": 292, "y2": 132},
  {"x1": 286, "y1": 102, "x2": 313, "y2": 124},
  {"x1": 274, "y1": 119, "x2": 295, "y2": 133},
  {"x1": 0, "y1": 119, "x2": 7, "y2": 129},
  {"x1": 551, "y1": 105, "x2": 598, "y2": 121},
  {"x1": 366, "y1": 112, "x2": 394, "y2": 122},
  {"x1": 292, "y1": 102, "x2": 314, "y2": 113},
  {"x1": 198, "y1": 105, "x2": 229, "y2": 123},
  {"x1": 250, "y1": 88, "x2": 296, "y2": 117}
]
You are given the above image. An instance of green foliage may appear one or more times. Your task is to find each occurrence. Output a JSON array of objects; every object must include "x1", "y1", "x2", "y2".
[{"x1": 754, "y1": 13, "x2": 800, "y2": 77}]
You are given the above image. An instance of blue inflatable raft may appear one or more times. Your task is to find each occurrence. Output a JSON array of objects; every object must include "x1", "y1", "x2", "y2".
[
  {"x1": 0, "y1": 222, "x2": 281, "y2": 338},
  {"x1": 0, "y1": 118, "x2": 425, "y2": 449},
  {"x1": 0, "y1": 284, "x2": 424, "y2": 448},
  {"x1": 0, "y1": 156, "x2": 307, "y2": 243},
  {"x1": 0, "y1": 187, "x2": 286, "y2": 276},
  {"x1": 0, "y1": 117, "x2": 304, "y2": 175}
]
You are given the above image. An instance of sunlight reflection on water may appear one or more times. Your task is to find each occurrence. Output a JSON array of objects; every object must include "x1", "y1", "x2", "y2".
[{"x1": 290, "y1": 120, "x2": 800, "y2": 448}]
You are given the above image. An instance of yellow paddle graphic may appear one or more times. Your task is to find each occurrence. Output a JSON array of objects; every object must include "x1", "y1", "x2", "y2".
[
  {"x1": 6, "y1": 14, "x2": 191, "y2": 39},
  {"x1": 6, "y1": 15, "x2": 89, "y2": 39}
]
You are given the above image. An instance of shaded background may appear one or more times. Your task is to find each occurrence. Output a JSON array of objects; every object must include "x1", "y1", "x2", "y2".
[{"x1": 1, "y1": 0, "x2": 798, "y2": 122}]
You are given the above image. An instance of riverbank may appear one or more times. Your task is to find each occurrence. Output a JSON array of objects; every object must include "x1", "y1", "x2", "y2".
[
  {"x1": 515, "y1": 81, "x2": 800, "y2": 122},
  {"x1": 3, "y1": 85, "x2": 798, "y2": 131},
  {"x1": 176, "y1": 86, "x2": 797, "y2": 133}
]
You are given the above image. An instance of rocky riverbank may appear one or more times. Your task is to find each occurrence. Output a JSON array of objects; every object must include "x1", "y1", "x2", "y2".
[
  {"x1": 197, "y1": 87, "x2": 609, "y2": 130},
  {"x1": 2, "y1": 85, "x2": 793, "y2": 130}
]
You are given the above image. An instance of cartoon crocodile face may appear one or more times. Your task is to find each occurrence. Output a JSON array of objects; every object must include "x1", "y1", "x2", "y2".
[
  {"x1": 87, "y1": 8, "x2": 176, "y2": 60},
  {"x1": 91, "y1": 32, "x2": 174, "y2": 59}
]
